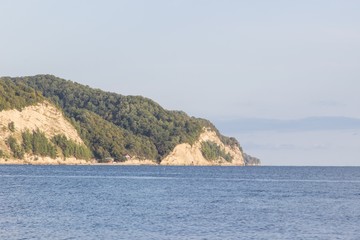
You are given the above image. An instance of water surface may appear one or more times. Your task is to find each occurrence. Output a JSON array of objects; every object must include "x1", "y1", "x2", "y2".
[{"x1": 1, "y1": 166, "x2": 359, "y2": 239}]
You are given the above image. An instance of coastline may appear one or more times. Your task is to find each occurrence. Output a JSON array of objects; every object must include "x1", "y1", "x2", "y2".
[
  {"x1": 0, "y1": 157, "x2": 94, "y2": 165},
  {"x1": 0, "y1": 158, "x2": 255, "y2": 166}
]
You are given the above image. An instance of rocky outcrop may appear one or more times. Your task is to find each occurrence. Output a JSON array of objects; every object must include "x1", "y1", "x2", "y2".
[
  {"x1": 160, "y1": 128, "x2": 245, "y2": 166},
  {"x1": 243, "y1": 153, "x2": 261, "y2": 166}
]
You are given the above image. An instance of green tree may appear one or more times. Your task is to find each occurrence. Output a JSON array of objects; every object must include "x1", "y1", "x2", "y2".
[
  {"x1": 52, "y1": 134, "x2": 92, "y2": 160},
  {"x1": 32, "y1": 129, "x2": 57, "y2": 158},
  {"x1": 22, "y1": 130, "x2": 33, "y2": 153},
  {"x1": 6, "y1": 136, "x2": 24, "y2": 159},
  {"x1": 201, "y1": 141, "x2": 233, "y2": 162}
]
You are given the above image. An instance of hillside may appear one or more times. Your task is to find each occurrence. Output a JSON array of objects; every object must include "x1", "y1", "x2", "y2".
[{"x1": 1, "y1": 75, "x2": 260, "y2": 165}]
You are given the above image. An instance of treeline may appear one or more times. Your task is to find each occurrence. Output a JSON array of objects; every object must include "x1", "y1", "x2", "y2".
[
  {"x1": 200, "y1": 141, "x2": 233, "y2": 162},
  {"x1": 6, "y1": 129, "x2": 91, "y2": 160},
  {"x1": 0, "y1": 77, "x2": 43, "y2": 111},
  {"x1": 51, "y1": 134, "x2": 92, "y2": 159}
]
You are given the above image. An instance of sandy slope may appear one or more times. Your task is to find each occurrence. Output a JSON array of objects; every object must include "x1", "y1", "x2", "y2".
[
  {"x1": 160, "y1": 128, "x2": 245, "y2": 166},
  {"x1": 0, "y1": 101, "x2": 86, "y2": 164},
  {"x1": 0, "y1": 101, "x2": 83, "y2": 143}
]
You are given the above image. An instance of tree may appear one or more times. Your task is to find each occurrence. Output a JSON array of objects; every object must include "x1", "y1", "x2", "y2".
[
  {"x1": 52, "y1": 134, "x2": 92, "y2": 160},
  {"x1": 6, "y1": 136, "x2": 24, "y2": 159},
  {"x1": 32, "y1": 129, "x2": 57, "y2": 158},
  {"x1": 22, "y1": 130, "x2": 33, "y2": 153}
]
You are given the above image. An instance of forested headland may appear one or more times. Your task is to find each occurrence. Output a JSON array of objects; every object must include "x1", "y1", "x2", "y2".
[{"x1": 0, "y1": 75, "x2": 259, "y2": 165}]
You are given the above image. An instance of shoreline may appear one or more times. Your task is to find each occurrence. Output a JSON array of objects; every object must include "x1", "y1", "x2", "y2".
[{"x1": 0, "y1": 159, "x2": 254, "y2": 166}]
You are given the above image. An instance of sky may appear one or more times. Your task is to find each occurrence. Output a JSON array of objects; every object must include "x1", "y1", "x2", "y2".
[{"x1": 1, "y1": 0, "x2": 359, "y2": 165}]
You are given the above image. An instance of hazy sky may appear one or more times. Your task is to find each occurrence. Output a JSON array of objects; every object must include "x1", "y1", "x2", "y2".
[{"x1": 1, "y1": 0, "x2": 359, "y2": 165}]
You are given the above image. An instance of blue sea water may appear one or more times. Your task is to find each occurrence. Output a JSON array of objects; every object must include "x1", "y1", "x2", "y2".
[{"x1": 0, "y1": 166, "x2": 359, "y2": 240}]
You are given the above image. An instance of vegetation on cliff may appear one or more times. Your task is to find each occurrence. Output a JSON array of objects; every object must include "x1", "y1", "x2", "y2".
[
  {"x1": 51, "y1": 134, "x2": 92, "y2": 160},
  {"x1": 7, "y1": 75, "x2": 240, "y2": 162},
  {"x1": 200, "y1": 141, "x2": 233, "y2": 162},
  {"x1": 0, "y1": 75, "x2": 259, "y2": 165},
  {"x1": 4, "y1": 127, "x2": 91, "y2": 160}
]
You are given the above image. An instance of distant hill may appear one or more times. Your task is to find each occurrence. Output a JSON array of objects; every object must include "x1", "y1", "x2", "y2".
[
  {"x1": 0, "y1": 75, "x2": 260, "y2": 166},
  {"x1": 215, "y1": 117, "x2": 360, "y2": 133}
]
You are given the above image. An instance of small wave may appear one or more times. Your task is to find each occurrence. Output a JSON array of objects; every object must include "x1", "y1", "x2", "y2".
[{"x1": 212, "y1": 177, "x2": 360, "y2": 183}]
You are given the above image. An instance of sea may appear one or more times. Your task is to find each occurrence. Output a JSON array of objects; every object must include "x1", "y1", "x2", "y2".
[{"x1": 0, "y1": 166, "x2": 359, "y2": 240}]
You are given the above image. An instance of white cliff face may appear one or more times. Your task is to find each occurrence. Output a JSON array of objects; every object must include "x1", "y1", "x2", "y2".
[
  {"x1": 0, "y1": 101, "x2": 87, "y2": 164},
  {"x1": 0, "y1": 101, "x2": 83, "y2": 144},
  {"x1": 160, "y1": 128, "x2": 244, "y2": 166}
]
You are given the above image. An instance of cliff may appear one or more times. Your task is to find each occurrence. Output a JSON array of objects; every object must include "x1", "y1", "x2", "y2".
[
  {"x1": 162, "y1": 129, "x2": 244, "y2": 166},
  {"x1": 0, "y1": 75, "x2": 260, "y2": 166},
  {"x1": 0, "y1": 101, "x2": 92, "y2": 164}
]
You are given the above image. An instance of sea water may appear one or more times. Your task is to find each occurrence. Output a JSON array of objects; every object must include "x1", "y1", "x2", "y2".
[{"x1": 0, "y1": 166, "x2": 359, "y2": 240}]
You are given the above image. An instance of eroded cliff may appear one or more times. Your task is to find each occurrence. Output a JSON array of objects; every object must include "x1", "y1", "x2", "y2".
[
  {"x1": 0, "y1": 101, "x2": 91, "y2": 164},
  {"x1": 161, "y1": 128, "x2": 245, "y2": 166}
]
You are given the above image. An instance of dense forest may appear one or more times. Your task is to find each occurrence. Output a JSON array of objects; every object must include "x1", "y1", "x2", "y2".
[
  {"x1": 7, "y1": 75, "x2": 240, "y2": 162},
  {"x1": 0, "y1": 77, "x2": 43, "y2": 111}
]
